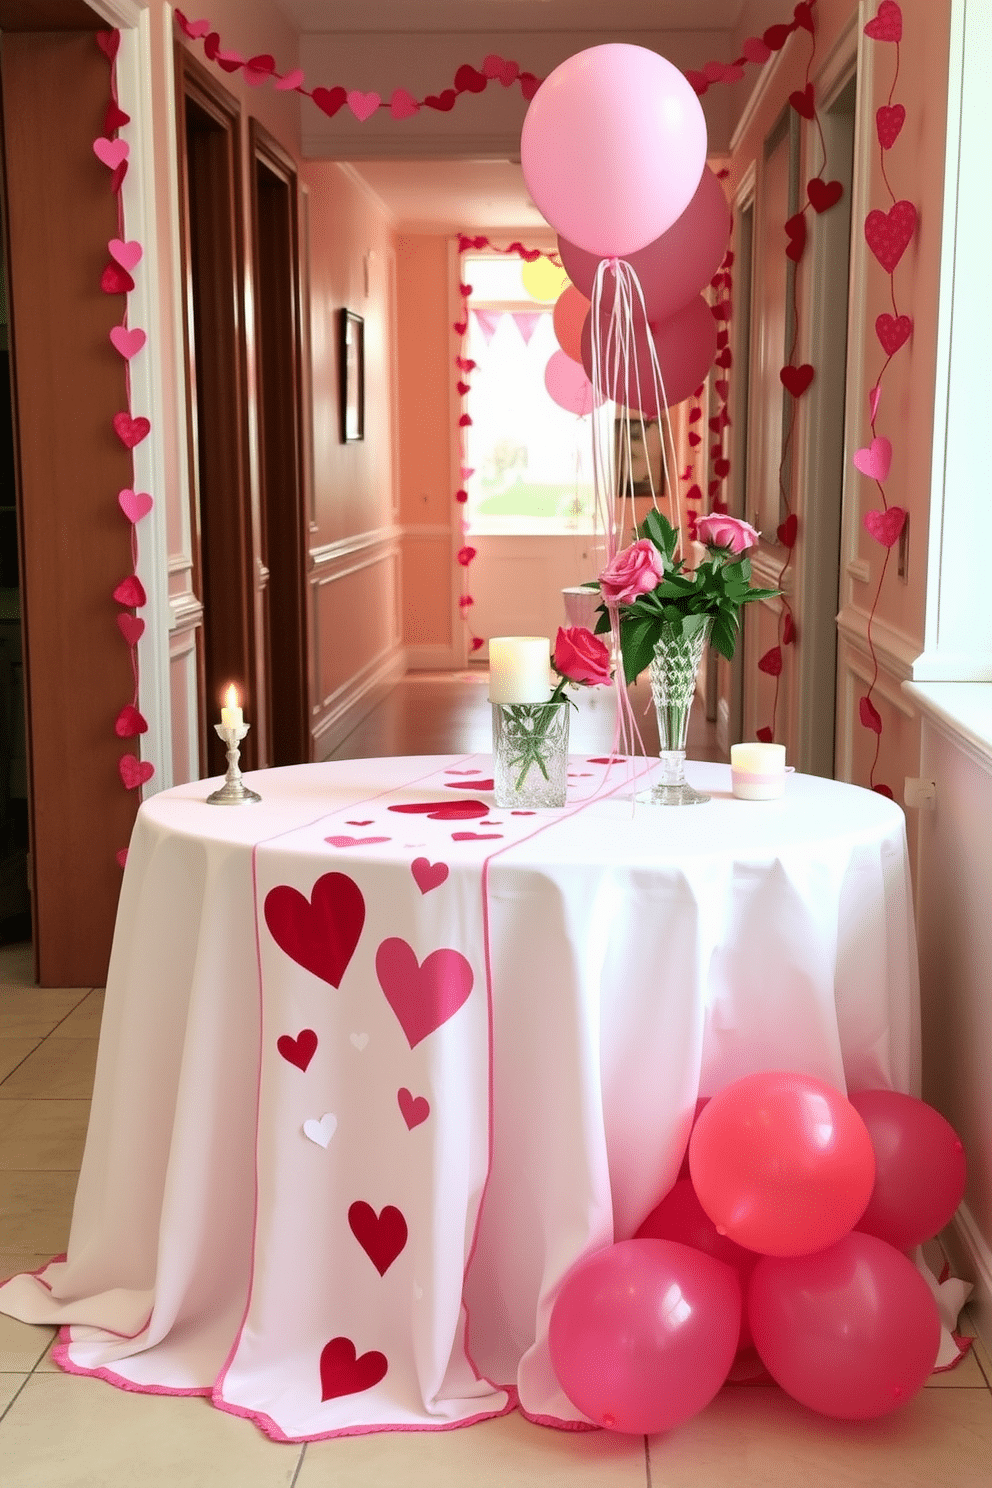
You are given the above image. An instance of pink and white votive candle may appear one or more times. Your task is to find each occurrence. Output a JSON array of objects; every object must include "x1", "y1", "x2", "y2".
[{"x1": 731, "y1": 742, "x2": 788, "y2": 800}]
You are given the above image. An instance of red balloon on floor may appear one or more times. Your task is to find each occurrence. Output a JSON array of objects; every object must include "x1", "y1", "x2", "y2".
[{"x1": 849, "y1": 1088, "x2": 967, "y2": 1250}]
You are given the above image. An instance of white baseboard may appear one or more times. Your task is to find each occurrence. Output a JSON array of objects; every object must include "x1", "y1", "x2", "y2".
[
  {"x1": 940, "y1": 1201, "x2": 992, "y2": 1355},
  {"x1": 404, "y1": 643, "x2": 461, "y2": 672},
  {"x1": 312, "y1": 646, "x2": 406, "y2": 760}
]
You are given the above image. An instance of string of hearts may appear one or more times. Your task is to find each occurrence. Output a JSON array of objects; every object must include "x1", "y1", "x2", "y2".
[
  {"x1": 683, "y1": 224, "x2": 736, "y2": 540},
  {"x1": 854, "y1": 0, "x2": 913, "y2": 800},
  {"x1": 94, "y1": 30, "x2": 155, "y2": 865},
  {"x1": 452, "y1": 235, "x2": 554, "y2": 657}
]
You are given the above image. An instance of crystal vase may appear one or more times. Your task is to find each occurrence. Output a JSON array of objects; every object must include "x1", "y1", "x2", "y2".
[
  {"x1": 638, "y1": 616, "x2": 713, "y2": 807},
  {"x1": 492, "y1": 700, "x2": 570, "y2": 809}
]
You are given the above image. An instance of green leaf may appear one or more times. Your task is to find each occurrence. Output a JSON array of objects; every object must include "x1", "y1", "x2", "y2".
[
  {"x1": 711, "y1": 611, "x2": 738, "y2": 660},
  {"x1": 620, "y1": 618, "x2": 658, "y2": 684}
]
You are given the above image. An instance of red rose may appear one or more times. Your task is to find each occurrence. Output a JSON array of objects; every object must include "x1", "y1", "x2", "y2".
[{"x1": 553, "y1": 626, "x2": 612, "y2": 687}]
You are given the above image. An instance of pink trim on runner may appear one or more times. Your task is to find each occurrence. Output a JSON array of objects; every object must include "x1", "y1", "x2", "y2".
[
  {"x1": 53, "y1": 1335, "x2": 211, "y2": 1397},
  {"x1": 932, "y1": 1334, "x2": 974, "y2": 1372},
  {"x1": 211, "y1": 1390, "x2": 518, "y2": 1444},
  {"x1": 0, "y1": 1252, "x2": 66, "y2": 1289},
  {"x1": 516, "y1": 1403, "x2": 600, "y2": 1432}
]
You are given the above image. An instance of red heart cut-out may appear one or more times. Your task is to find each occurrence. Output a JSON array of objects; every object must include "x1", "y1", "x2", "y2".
[
  {"x1": 202, "y1": 30, "x2": 220, "y2": 59},
  {"x1": 451, "y1": 831, "x2": 502, "y2": 841},
  {"x1": 714, "y1": 458, "x2": 731, "y2": 479},
  {"x1": 398, "y1": 1087, "x2": 430, "y2": 1129},
  {"x1": 758, "y1": 646, "x2": 783, "y2": 677},
  {"x1": 864, "y1": 200, "x2": 917, "y2": 274},
  {"x1": 794, "y1": 2, "x2": 815, "y2": 33},
  {"x1": 110, "y1": 326, "x2": 146, "y2": 360},
  {"x1": 100, "y1": 264, "x2": 134, "y2": 295},
  {"x1": 756, "y1": 726, "x2": 775, "y2": 743},
  {"x1": 215, "y1": 48, "x2": 246, "y2": 74},
  {"x1": 375, "y1": 937, "x2": 473, "y2": 1048},
  {"x1": 390, "y1": 88, "x2": 419, "y2": 119},
  {"x1": 389, "y1": 799, "x2": 489, "y2": 820},
  {"x1": 110, "y1": 160, "x2": 128, "y2": 195},
  {"x1": 324, "y1": 835, "x2": 390, "y2": 849},
  {"x1": 264, "y1": 872, "x2": 366, "y2": 988},
  {"x1": 864, "y1": 0, "x2": 902, "y2": 43},
  {"x1": 716, "y1": 348, "x2": 733, "y2": 369},
  {"x1": 424, "y1": 90, "x2": 457, "y2": 112},
  {"x1": 483, "y1": 53, "x2": 519, "y2": 86},
  {"x1": 312, "y1": 86, "x2": 346, "y2": 117},
  {"x1": 116, "y1": 848, "x2": 129, "y2": 869},
  {"x1": 715, "y1": 380, "x2": 729, "y2": 399},
  {"x1": 782, "y1": 611, "x2": 796, "y2": 646},
  {"x1": 875, "y1": 313, "x2": 912, "y2": 355},
  {"x1": 519, "y1": 73, "x2": 541, "y2": 101},
  {"x1": 789, "y1": 84, "x2": 815, "y2": 119},
  {"x1": 864, "y1": 506, "x2": 906, "y2": 548},
  {"x1": 113, "y1": 412, "x2": 151, "y2": 448},
  {"x1": 454, "y1": 64, "x2": 487, "y2": 93},
  {"x1": 687, "y1": 432, "x2": 702, "y2": 447},
  {"x1": 114, "y1": 703, "x2": 148, "y2": 738},
  {"x1": 807, "y1": 178, "x2": 843, "y2": 213},
  {"x1": 118, "y1": 754, "x2": 154, "y2": 790},
  {"x1": 104, "y1": 100, "x2": 130, "y2": 133},
  {"x1": 117, "y1": 613, "x2": 145, "y2": 645},
  {"x1": 873, "y1": 783, "x2": 895, "y2": 799},
  {"x1": 763, "y1": 23, "x2": 792, "y2": 50},
  {"x1": 444, "y1": 778, "x2": 493, "y2": 791},
  {"x1": 96, "y1": 30, "x2": 120, "y2": 61},
  {"x1": 243, "y1": 53, "x2": 276, "y2": 86},
  {"x1": 319, "y1": 1337, "x2": 387, "y2": 1401},
  {"x1": 411, "y1": 857, "x2": 448, "y2": 894},
  {"x1": 859, "y1": 695, "x2": 883, "y2": 734},
  {"x1": 348, "y1": 1201, "x2": 408, "y2": 1276},
  {"x1": 777, "y1": 513, "x2": 798, "y2": 548},
  {"x1": 277, "y1": 1028, "x2": 317, "y2": 1071},
  {"x1": 113, "y1": 574, "x2": 147, "y2": 607},
  {"x1": 876, "y1": 104, "x2": 905, "y2": 150},
  {"x1": 780, "y1": 364, "x2": 814, "y2": 397}
]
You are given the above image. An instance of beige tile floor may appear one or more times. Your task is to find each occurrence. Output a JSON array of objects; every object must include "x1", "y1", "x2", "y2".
[{"x1": 3, "y1": 678, "x2": 992, "y2": 1484}]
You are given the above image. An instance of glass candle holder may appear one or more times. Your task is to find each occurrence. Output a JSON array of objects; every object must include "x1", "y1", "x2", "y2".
[{"x1": 492, "y1": 700, "x2": 570, "y2": 809}]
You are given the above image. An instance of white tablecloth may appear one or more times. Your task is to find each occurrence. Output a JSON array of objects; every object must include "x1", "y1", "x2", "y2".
[{"x1": 0, "y1": 754, "x2": 920, "y2": 1439}]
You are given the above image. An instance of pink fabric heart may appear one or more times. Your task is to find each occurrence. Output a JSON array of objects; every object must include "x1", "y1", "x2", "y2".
[
  {"x1": 389, "y1": 88, "x2": 419, "y2": 119},
  {"x1": 742, "y1": 35, "x2": 772, "y2": 63},
  {"x1": 93, "y1": 137, "x2": 129, "y2": 170},
  {"x1": 864, "y1": 0, "x2": 902, "y2": 43},
  {"x1": 376, "y1": 938, "x2": 473, "y2": 1048},
  {"x1": 397, "y1": 1088, "x2": 430, "y2": 1130},
  {"x1": 347, "y1": 90, "x2": 381, "y2": 122},
  {"x1": 109, "y1": 238, "x2": 142, "y2": 271},
  {"x1": 864, "y1": 200, "x2": 917, "y2": 274},
  {"x1": 113, "y1": 412, "x2": 151, "y2": 449},
  {"x1": 117, "y1": 613, "x2": 145, "y2": 645},
  {"x1": 482, "y1": 54, "x2": 519, "y2": 86},
  {"x1": 110, "y1": 326, "x2": 146, "y2": 359},
  {"x1": 875, "y1": 313, "x2": 912, "y2": 356},
  {"x1": 118, "y1": 754, "x2": 154, "y2": 790},
  {"x1": 324, "y1": 835, "x2": 390, "y2": 848},
  {"x1": 864, "y1": 506, "x2": 906, "y2": 548},
  {"x1": 853, "y1": 435, "x2": 893, "y2": 482},
  {"x1": 118, "y1": 489, "x2": 153, "y2": 522},
  {"x1": 275, "y1": 68, "x2": 305, "y2": 91},
  {"x1": 113, "y1": 574, "x2": 147, "y2": 607},
  {"x1": 876, "y1": 103, "x2": 905, "y2": 150},
  {"x1": 411, "y1": 858, "x2": 449, "y2": 894},
  {"x1": 215, "y1": 48, "x2": 246, "y2": 73},
  {"x1": 114, "y1": 703, "x2": 148, "y2": 738}
]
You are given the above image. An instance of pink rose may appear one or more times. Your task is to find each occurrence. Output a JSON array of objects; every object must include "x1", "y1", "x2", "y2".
[
  {"x1": 553, "y1": 627, "x2": 612, "y2": 687},
  {"x1": 696, "y1": 514, "x2": 760, "y2": 554},
  {"x1": 598, "y1": 539, "x2": 665, "y2": 605}
]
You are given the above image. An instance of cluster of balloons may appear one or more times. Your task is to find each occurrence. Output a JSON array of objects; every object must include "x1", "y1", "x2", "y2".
[
  {"x1": 549, "y1": 1072, "x2": 967, "y2": 1434},
  {"x1": 521, "y1": 44, "x2": 731, "y2": 417}
]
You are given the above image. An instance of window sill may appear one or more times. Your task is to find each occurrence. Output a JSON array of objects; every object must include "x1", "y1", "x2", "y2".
[{"x1": 903, "y1": 681, "x2": 992, "y2": 772}]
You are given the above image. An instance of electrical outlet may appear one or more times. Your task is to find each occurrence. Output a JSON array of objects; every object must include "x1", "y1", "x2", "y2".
[{"x1": 904, "y1": 777, "x2": 936, "y2": 809}]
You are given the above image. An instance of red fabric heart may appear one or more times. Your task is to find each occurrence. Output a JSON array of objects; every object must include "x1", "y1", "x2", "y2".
[
  {"x1": 110, "y1": 238, "x2": 143, "y2": 271},
  {"x1": 319, "y1": 1337, "x2": 388, "y2": 1401},
  {"x1": 390, "y1": 89, "x2": 419, "y2": 119},
  {"x1": 110, "y1": 160, "x2": 128, "y2": 195},
  {"x1": 793, "y1": 2, "x2": 815, "y2": 32},
  {"x1": 457, "y1": 545, "x2": 475, "y2": 565},
  {"x1": 454, "y1": 64, "x2": 487, "y2": 93},
  {"x1": 873, "y1": 783, "x2": 895, "y2": 799},
  {"x1": 763, "y1": 23, "x2": 792, "y2": 50},
  {"x1": 376, "y1": 937, "x2": 473, "y2": 1047},
  {"x1": 277, "y1": 1028, "x2": 317, "y2": 1071},
  {"x1": 756, "y1": 726, "x2": 775, "y2": 743},
  {"x1": 758, "y1": 646, "x2": 783, "y2": 677},
  {"x1": 116, "y1": 848, "x2": 129, "y2": 869},
  {"x1": 389, "y1": 799, "x2": 489, "y2": 820},
  {"x1": 456, "y1": 357, "x2": 477, "y2": 372},
  {"x1": 202, "y1": 30, "x2": 220, "y2": 59},
  {"x1": 424, "y1": 90, "x2": 457, "y2": 111},
  {"x1": 875, "y1": 313, "x2": 912, "y2": 355},
  {"x1": 93, "y1": 137, "x2": 129, "y2": 171},
  {"x1": 688, "y1": 432, "x2": 702, "y2": 447},
  {"x1": 96, "y1": 30, "x2": 120, "y2": 60},
  {"x1": 215, "y1": 48, "x2": 245, "y2": 74},
  {"x1": 686, "y1": 485, "x2": 703, "y2": 502},
  {"x1": 742, "y1": 36, "x2": 772, "y2": 63},
  {"x1": 104, "y1": 100, "x2": 130, "y2": 133},
  {"x1": 714, "y1": 458, "x2": 731, "y2": 479},
  {"x1": 519, "y1": 73, "x2": 542, "y2": 101},
  {"x1": 876, "y1": 104, "x2": 905, "y2": 150},
  {"x1": 114, "y1": 704, "x2": 148, "y2": 738},
  {"x1": 864, "y1": 200, "x2": 917, "y2": 273},
  {"x1": 715, "y1": 348, "x2": 733, "y2": 369},
  {"x1": 457, "y1": 381, "x2": 471, "y2": 395},
  {"x1": 483, "y1": 54, "x2": 519, "y2": 86},
  {"x1": 348, "y1": 1201, "x2": 408, "y2": 1276},
  {"x1": 113, "y1": 413, "x2": 150, "y2": 448},
  {"x1": 117, "y1": 613, "x2": 145, "y2": 645},
  {"x1": 454, "y1": 490, "x2": 469, "y2": 504},
  {"x1": 118, "y1": 754, "x2": 154, "y2": 790},
  {"x1": 100, "y1": 264, "x2": 134, "y2": 295},
  {"x1": 715, "y1": 380, "x2": 730, "y2": 399},
  {"x1": 777, "y1": 513, "x2": 798, "y2": 548},
  {"x1": 859, "y1": 695, "x2": 883, "y2": 734},
  {"x1": 324, "y1": 835, "x2": 390, "y2": 848},
  {"x1": 113, "y1": 574, "x2": 147, "y2": 607},
  {"x1": 807, "y1": 178, "x2": 843, "y2": 213},
  {"x1": 264, "y1": 872, "x2": 366, "y2": 988},
  {"x1": 864, "y1": 0, "x2": 902, "y2": 43},
  {"x1": 398, "y1": 1087, "x2": 430, "y2": 1129},
  {"x1": 782, "y1": 611, "x2": 796, "y2": 645},
  {"x1": 789, "y1": 84, "x2": 815, "y2": 119},
  {"x1": 110, "y1": 326, "x2": 146, "y2": 360},
  {"x1": 451, "y1": 831, "x2": 502, "y2": 841},
  {"x1": 864, "y1": 506, "x2": 906, "y2": 548},
  {"x1": 685, "y1": 71, "x2": 708, "y2": 96},
  {"x1": 243, "y1": 53, "x2": 276, "y2": 86},
  {"x1": 311, "y1": 86, "x2": 346, "y2": 117},
  {"x1": 688, "y1": 407, "x2": 702, "y2": 423},
  {"x1": 780, "y1": 364, "x2": 815, "y2": 397},
  {"x1": 411, "y1": 857, "x2": 449, "y2": 894}
]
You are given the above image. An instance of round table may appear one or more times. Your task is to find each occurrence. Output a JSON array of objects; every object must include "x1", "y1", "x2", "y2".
[{"x1": 0, "y1": 754, "x2": 920, "y2": 1440}]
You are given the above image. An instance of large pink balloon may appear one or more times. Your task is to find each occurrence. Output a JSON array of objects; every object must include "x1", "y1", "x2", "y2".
[
  {"x1": 544, "y1": 350, "x2": 601, "y2": 415},
  {"x1": 748, "y1": 1232, "x2": 941, "y2": 1419},
  {"x1": 520, "y1": 45, "x2": 707, "y2": 258},
  {"x1": 688, "y1": 1071, "x2": 876, "y2": 1257},
  {"x1": 580, "y1": 294, "x2": 717, "y2": 414},
  {"x1": 558, "y1": 167, "x2": 732, "y2": 322},
  {"x1": 549, "y1": 1240, "x2": 741, "y2": 1434},
  {"x1": 850, "y1": 1089, "x2": 967, "y2": 1251}
]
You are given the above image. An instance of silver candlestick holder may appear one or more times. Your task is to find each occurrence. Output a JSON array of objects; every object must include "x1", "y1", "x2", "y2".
[{"x1": 206, "y1": 722, "x2": 261, "y2": 805}]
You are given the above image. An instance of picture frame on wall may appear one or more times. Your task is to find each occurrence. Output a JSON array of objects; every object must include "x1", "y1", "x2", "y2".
[{"x1": 340, "y1": 309, "x2": 365, "y2": 442}]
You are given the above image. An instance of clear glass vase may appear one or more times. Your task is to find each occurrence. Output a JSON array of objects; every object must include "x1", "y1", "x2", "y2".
[
  {"x1": 638, "y1": 616, "x2": 713, "y2": 807},
  {"x1": 492, "y1": 700, "x2": 570, "y2": 809}
]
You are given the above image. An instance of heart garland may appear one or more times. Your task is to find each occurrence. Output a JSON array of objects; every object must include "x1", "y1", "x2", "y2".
[{"x1": 856, "y1": 2, "x2": 911, "y2": 797}]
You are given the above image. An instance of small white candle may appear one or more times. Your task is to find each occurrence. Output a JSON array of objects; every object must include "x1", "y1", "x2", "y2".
[
  {"x1": 731, "y1": 742, "x2": 787, "y2": 800},
  {"x1": 488, "y1": 637, "x2": 552, "y2": 705},
  {"x1": 221, "y1": 683, "x2": 243, "y2": 730}
]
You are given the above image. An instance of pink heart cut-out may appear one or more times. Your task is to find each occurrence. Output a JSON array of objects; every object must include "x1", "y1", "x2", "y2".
[
  {"x1": 264, "y1": 872, "x2": 366, "y2": 988},
  {"x1": 375, "y1": 937, "x2": 473, "y2": 1048},
  {"x1": 389, "y1": 88, "x2": 419, "y2": 119},
  {"x1": 853, "y1": 435, "x2": 893, "y2": 483},
  {"x1": 869, "y1": 384, "x2": 882, "y2": 423},
  {"x1": 864, "y1": 0, "x2": 902, "y2": 43},
  {"x1": 451, "y1": 831, "x2": 502, "y2": 841},
  {"x1": 100, "y1": 263, "x2": 134, "y2": 295},
  {"x1": 176, "y1": 14, "x2": 211, "y2": 40},
  {"x1": 347, "y1": 89, "x2": 381, "y2": 121},
  {"x1": 398, "y1": 1087, "x2": 430, "y2": 1129},
  {"x1": 118, "y1": 488, "x2": 153, "y2": 522},
  {"x1": 114, "y1": 703, "x2": 148, "y2": 738},
  {"x1": 411, "y1": 858, "x2": 448, "y2": 894},
  {"x1": 93, "y1": 137, "x2": 128, "y2": 170},
  {"x1": 214, "y1": 47, "x2": 246, "y2": 73},
  {"x1": 277, "y1": 1028, "x2": 318, "y2": 1071},
  {"x1": 864, "y1": 200, "x2": 917, "y2": 274},
  {"x1": 109, "y1": 326, "x2": 146, "y2": 359},
  {"x1": 324, "y1": 835, "x2": 390, "y2": 848},
  {"x1": 118, "y1": 754, "x2": 154, "y2": 790},
  {"x1": 320, "y1": 1337, "x2": 388, "y2": 1401},
  {"x1": 742, "y1": 35, "x2": 772, "y2": 63},
  {"x1": 389, "y1": 799, "x2": 489, "y2": 820},
  {"x1": 113, "y1": 412, "x2": 151, "y2": 448},
  {"x1": 875, "y1": 313, "x2": 912, "y2": 356},
  {"x1": 483, "y1": 53, "x2": 519, "y2": 86},
  {"x1": 109, "y1": 237, "x2": 142, "y2": 271},
  {"x1": 243, "y1": 53, "x2": 275, "y2": 86},
  {"x1": 113, "y1": 574, "x2": 147, "y2": 607},
  {"x1": 876, "y1": 103, "x2": 905, "y2": 150},
  {"x1": 116, "y1": 848, "x2": 129, "y2": 869},
  {"x1": 117, "y1": 613, "x2": 145, "y2": 645},
  {"x1": 274, "y1": 67, "x2": 305, "y2": 91},
  {"x1": 864, "y1": 506, "x2": 906, "y2": 548},
  {"x1": 348, "y1": 1201, "x2": 408, "y2": 1276}
]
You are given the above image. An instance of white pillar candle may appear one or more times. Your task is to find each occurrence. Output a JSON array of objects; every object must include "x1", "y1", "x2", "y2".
[
  {"x1": 488, "y1": 637, "x2": 552, "y2": 705},
  {"x1": 221, "y1": 683, "x2": 244, "y2": 730},
  {"x1": 731, "y1": 742, "x2": 787, "y2": 800}
]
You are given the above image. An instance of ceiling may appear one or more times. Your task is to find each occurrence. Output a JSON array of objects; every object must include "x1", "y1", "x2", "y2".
[{"x1": 272, "y1": 1, "x2": 751, "y2": 32}]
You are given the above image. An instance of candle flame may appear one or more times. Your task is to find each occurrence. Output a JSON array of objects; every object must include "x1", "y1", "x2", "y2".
[{"x1": 224, "y1": 684, "x2": 239, "y2": 709}]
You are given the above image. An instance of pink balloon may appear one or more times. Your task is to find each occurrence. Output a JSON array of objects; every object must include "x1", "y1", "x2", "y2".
[
  {"x1": 849, "y1": 1089, "x2": 967, "y2": 1251},
  {"x1": 544, "y1": 349, "x2": 601, "y2": 415},
  {"x1": 580, "y1": 294, "x2": 717, "y2": 414},
  {"x1": 688, "y1": 1071, "x2": 876, "y2": 1257},
  {"x1": 552, "y1": 284, "x2": 589, "y2": 363},
  {"x1": 748, "y1": 1232, "x2": 941, "y2": 1419},
  {"x1": 635, "y1": 1180, "x2": 758, "y2": 1349},
  {"x1": 558, "y1": 167, "x2": 732, "y2": 322},
  {"x1": 520, "y1": 44, "x2": 707, "y2": 258},
  {"x1": 549, "y1": 1239, "x2": 741, "y2": 1434}
]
